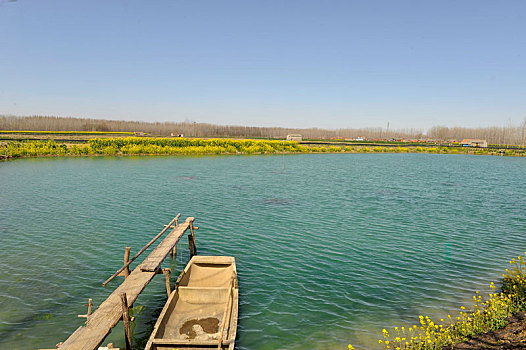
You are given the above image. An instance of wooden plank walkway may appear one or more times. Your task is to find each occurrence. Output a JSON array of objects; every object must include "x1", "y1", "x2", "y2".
[
  {"x1": 140, "y1": 217, "x2": 194, "y2": 272},
  {"x1": 57, "y1": 217, "x2": 194, "y2": 350}
]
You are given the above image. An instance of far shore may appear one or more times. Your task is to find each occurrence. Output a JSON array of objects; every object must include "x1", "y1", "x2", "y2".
[{"x1": 2, "y1": 136, "x2": 526, "y2": 161}]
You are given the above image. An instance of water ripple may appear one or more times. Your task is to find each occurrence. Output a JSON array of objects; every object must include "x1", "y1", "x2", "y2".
[{"x1": 0, "y1": 154, "x2": 525, "y2": 349}]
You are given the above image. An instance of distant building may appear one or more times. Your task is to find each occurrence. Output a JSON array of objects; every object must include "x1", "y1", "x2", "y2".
[
  {"x1": 171, "y1": 133, "x2": 184, "y2": 137},
  {"x1": 460, "y1": 139, "x2": 488, "y2": 148},
  {"x1": 286, "y1": 134, "x2": 302, "y2": 142},
  {"x1": 355, "y1": 137, "x2": 364, "y2": 141},
  {"x1": 134, "y1": 132, "x2": 146, "y2": 136}
]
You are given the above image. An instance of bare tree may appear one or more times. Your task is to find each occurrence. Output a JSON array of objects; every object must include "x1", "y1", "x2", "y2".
[{"x1": 1, "y1": 114, "x2": 525, "y2": 144}]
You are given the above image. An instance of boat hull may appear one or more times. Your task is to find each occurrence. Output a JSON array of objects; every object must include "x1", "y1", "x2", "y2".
[{"x1": 145, "y1": 256, "x2": 238, "y2": 350}]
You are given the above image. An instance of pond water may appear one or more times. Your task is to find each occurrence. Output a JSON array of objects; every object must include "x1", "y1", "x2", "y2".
[{"x1": 0, "y1": 153, "x2": 525, "y2": 350}]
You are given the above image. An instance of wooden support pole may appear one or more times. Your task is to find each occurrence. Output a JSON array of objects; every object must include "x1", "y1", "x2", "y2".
[
  {"x1": 188, "y1": 235, "x2": 195, "y2": 257},
  {"x1": 189, "y1": 223, "x2": 197, "y2": 256},
  {"x1": 120, "y1": 293, "x2": 132, "y2": 350},
  {"x1": 77, "y1": 298, "x2": 93, "y2": 322},
  {"x1": 87, "y1": 298, "x2": 93, "y2": 317},
  {"x1": 162, "y1": 268, "x2": 171, "y2": 297},
  {"x1": 170, "y1": 244, "x2": 177, "y2": 258},
  {"x1": 123, "y1": 247, "x2": 131, "y2": 278}
]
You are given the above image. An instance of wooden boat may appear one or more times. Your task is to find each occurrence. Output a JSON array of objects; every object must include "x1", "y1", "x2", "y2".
[{"x1": 145, "y1": 256, "x2": 238, "y2": 350}]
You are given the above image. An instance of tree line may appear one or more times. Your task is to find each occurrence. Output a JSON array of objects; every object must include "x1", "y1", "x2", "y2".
[
  {"x1": 427, "y1": 124, "x2": 526, "y2": 146},
  {"x1": 1, "y1": 115, "x2": 525, "y2": 145}
]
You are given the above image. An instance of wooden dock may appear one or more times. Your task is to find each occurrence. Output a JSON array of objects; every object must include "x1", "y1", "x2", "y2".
[{"x1": 55, "y1": 215, "x2": 198, "y2": 350}]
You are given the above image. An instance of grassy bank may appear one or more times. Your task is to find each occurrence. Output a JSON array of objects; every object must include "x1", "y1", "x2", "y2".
[
  {"x1": 351, "y1": 254, "x2": 526, "y2": 350},
  {"x1": 1, "y1": 138, "x2": 526, "y2": 160},
  {"x1": 0, "y1": 138, "x2": 306, "y2": 158}
]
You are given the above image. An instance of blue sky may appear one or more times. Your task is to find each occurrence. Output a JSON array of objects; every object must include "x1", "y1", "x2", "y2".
[{"x1": 1, "y1": 0, "x2": 525, "y2": 130}]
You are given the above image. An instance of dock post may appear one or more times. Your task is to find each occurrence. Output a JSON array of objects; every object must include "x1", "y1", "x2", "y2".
[
  {"x1": 188, "y1": 235, "x2": 195, "y2": 256},
  {"x1": 87, "y1": 298, "x2": 92, "y2": 318},
  {"x1": 162, "y1": 268, "x2": 171, "y2": 297},
  {"x1": 77, "y1": 298, "x2": 93, "y2": 323},
  {"x1": 120, "y1": 293, "x2": 132, "y2": 350},
  {"x1": 189, "y1": 223, "x2": 198, "y2": 256},
  {"x1": 123, "y1": 247, "x2": 131, "y2": 278}
]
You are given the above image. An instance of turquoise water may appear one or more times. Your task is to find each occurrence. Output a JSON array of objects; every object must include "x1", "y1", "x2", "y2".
[{"x1": 1, "y1": 154, "x2": 525, "y2": 350}]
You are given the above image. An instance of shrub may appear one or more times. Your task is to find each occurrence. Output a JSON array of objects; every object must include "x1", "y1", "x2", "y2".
[
  {"x1": 359, "y1": 253, "x2": 526, "y2": 350},
  {"x1": 328, "y1": 145, "x2": 343, "y2": 152},
  {"x1": 427, "y1": 147, "x2": 440, "y2": 153}
]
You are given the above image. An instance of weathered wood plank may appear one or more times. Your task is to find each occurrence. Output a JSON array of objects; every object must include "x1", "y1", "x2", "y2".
[
  {"x1": 151, "y1": 338, "x2": 234, "y2": 345},
  {"x1": 139, "y1": 217, "x2": 194, "y2": 272}
]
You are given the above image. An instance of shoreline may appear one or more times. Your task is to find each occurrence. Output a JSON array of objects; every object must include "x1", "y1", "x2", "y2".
[
  {"x1": 2, "y1": 137, "x2": 526, "y2": 161},
  {"x1": 3, "y1": 149, "x2": 526, "y2": 161},
  {"x1": 450, "y1": 311, "x2": 526, "y2": 349}
]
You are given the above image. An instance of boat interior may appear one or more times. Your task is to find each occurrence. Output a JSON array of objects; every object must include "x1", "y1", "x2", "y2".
[{"x1": 145, "y1": 256, "x2": 238, "y2": 350}]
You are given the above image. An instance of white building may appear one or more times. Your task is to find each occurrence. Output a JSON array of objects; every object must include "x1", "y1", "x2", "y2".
[
  {"x1": 286, "y1": 134, "x2": 302, "y2": 142},
  {"x1": 460, "y1": 139, "x2": 488, "y2": 148}
]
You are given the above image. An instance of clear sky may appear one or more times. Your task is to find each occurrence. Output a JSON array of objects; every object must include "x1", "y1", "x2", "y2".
[{"x1": 1, "y1": 0, "x2": 525, "y2": 130}]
